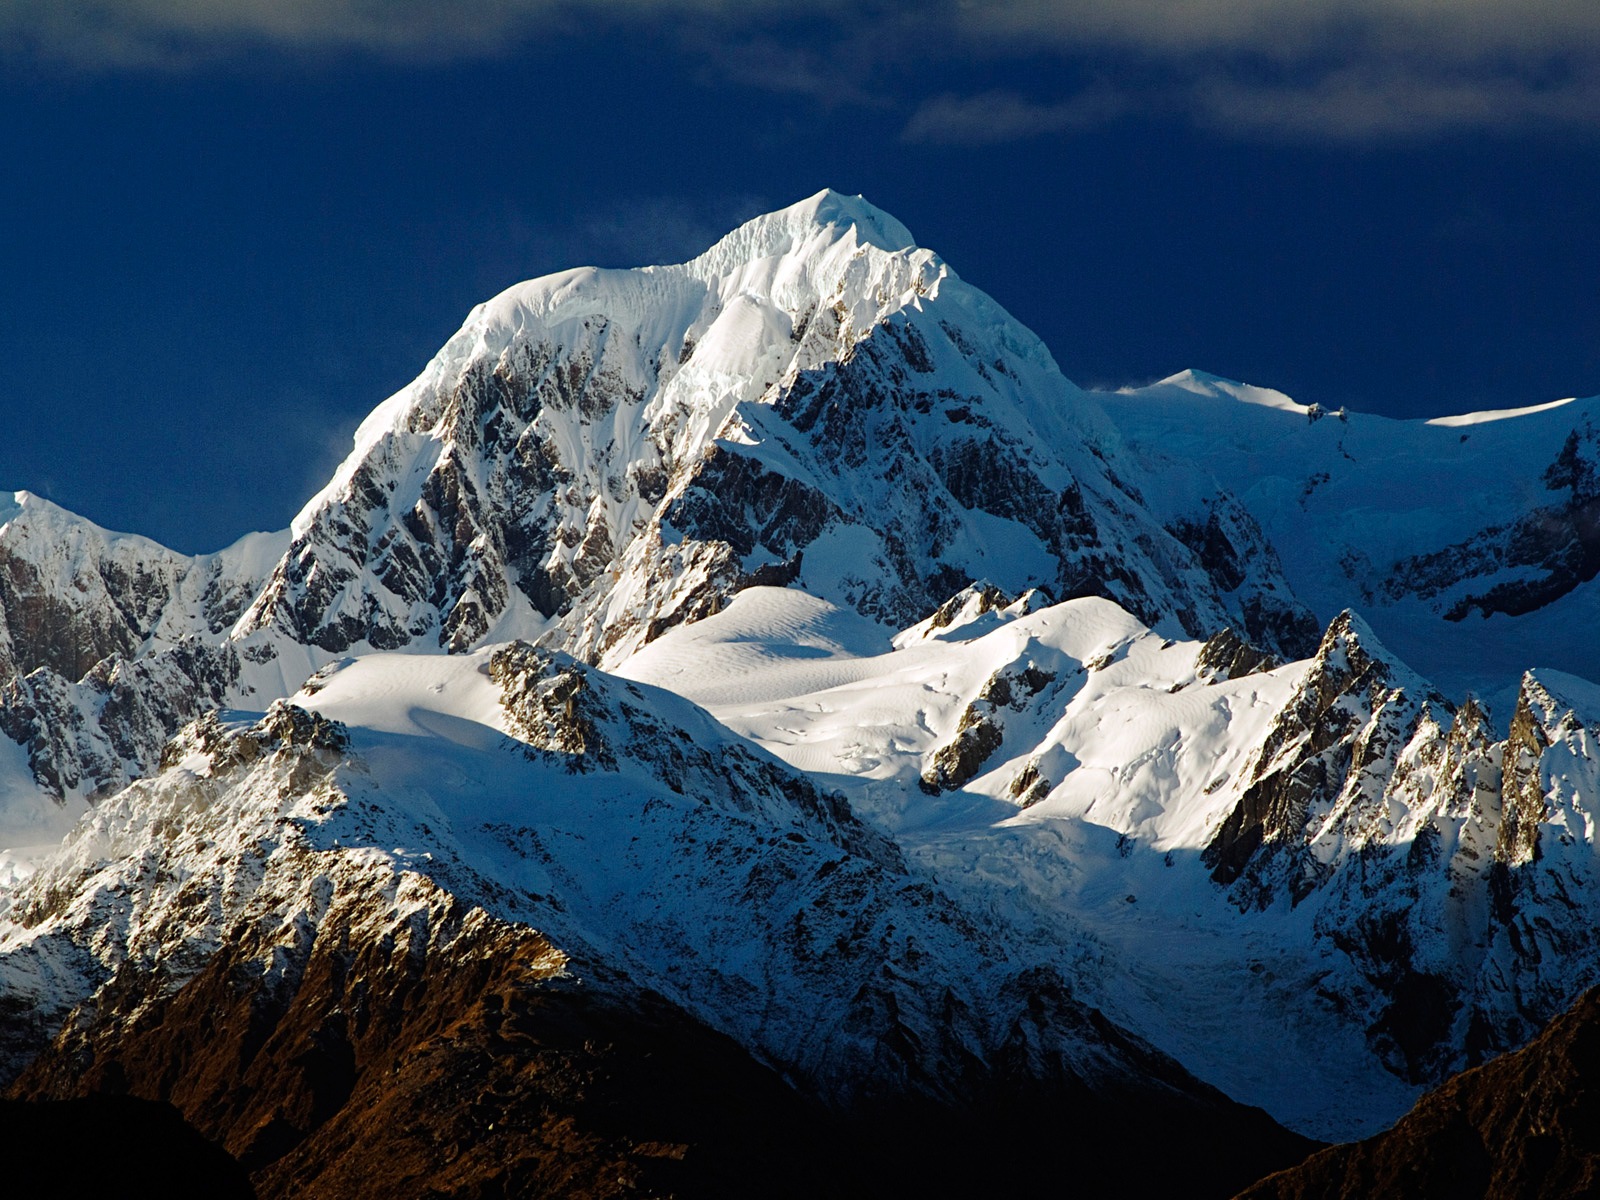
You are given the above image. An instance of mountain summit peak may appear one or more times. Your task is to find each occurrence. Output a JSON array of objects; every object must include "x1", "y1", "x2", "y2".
[{"x1": 719, "y1": 188, "x2": 917, "y2": 256}]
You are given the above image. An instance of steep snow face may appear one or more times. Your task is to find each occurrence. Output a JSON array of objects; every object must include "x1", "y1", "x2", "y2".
[
  {"x1": 235, "y1": 191, "x2": 1313, "y2": 673},
  {"x1": 620, "y1": 587, "x2": 1600, "y2": 1137},
  {"x1": 0, "y1": 647, "x2": 1218, "y2": 1118},
  {"x1": 1100, "y1": 372, "x2": 1600, "y2": 695}
]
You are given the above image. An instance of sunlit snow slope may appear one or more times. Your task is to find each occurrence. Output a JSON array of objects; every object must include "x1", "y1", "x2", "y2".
[{"x1": 621, "y1": 585, "x2": 1600, "y2": 1137}]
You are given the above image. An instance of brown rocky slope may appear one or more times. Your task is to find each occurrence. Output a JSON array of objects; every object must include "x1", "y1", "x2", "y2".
[{"x1": 1238, "y1": 987, "x2": 1600, "y2": 1199}]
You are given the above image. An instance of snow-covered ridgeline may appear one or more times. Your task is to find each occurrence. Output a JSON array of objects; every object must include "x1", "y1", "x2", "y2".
[{"x1": 0, "y1": 490, "x2": 283, "y2": 683}]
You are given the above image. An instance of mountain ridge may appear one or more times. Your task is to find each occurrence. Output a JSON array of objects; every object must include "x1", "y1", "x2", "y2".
[{"x1": 2, "y1": 190, "x2": 1600, "y2": 1193}]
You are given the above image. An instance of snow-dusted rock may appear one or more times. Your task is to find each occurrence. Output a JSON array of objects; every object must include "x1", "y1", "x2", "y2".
[{"x1": 0, "y1": 491, "x2": 281, "y2": 685}]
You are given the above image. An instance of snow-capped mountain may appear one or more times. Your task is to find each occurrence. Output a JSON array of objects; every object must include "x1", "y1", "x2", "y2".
[
  {"x1": 2, "y1": 190, "x2": 1600, "y2": 1193},
  {"x1": 234, "y1": 190, "x2": 1315, "y2": 671}
]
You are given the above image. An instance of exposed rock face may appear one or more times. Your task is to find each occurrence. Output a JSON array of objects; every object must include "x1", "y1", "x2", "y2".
[
  {"x1": 489, "y1": 641, "x2": 900, "y2": 867},
  {"x1": 1166, "y1": 494, "x2": 1320, "y2": 657},
  {"x1": 1312, "y1": 669, "x2": 1600, "y2": 1086},
  {"x1": 1239, "y1": 987, "x2": 1600, "y2": 1200},
  {"x1": 0, "y1": 493, "x2": 283, "y2": 808}
]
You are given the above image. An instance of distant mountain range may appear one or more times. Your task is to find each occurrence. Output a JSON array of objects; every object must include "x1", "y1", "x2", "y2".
[{"x1": 3, "y1": 191, "x2": 1597, "y2": 1196}]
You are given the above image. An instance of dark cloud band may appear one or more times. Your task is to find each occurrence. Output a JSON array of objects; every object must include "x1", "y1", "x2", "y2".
[{"x1": 7, "y1": 0, "x2": 1600, "y2": 141}]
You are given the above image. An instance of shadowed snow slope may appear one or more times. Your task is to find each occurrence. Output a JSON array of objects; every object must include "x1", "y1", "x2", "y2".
[{"x1": 1101, "y1": 372, "x2": 1600, "y2": 696}]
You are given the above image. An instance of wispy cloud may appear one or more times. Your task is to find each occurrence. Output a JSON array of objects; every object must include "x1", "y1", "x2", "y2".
[
  {"x1": 903, "y1": 87, "x2": 1126, "y2": 146},
  {"x1": 952, "y1": 0, "x2": 1600, "y2": 62},
  {"x1": 0, "y1": 0, "x2": 678, "y2": 69},
  {"x1": 14, "y1": 0, "x2": 1600, "y2": 66},
  {"x1": 1193, "y1": 66, "x2": 1600, "y2": 141},
  {"x1": 939, "y1": 0, "x2": 1600, "y2": 140}
]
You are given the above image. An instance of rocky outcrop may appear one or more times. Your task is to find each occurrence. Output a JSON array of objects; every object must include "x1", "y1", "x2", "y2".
[
  {"x1": 1199, "y1": 634, "x2": 1600, "y2": 1088},
  {"x1": 0, "y1": 638, "x2": 243, "y2": 801},
  {"x1": 1203, "y1": 612, "x2": 1448, "y2": 905},
  {"x1": 1196, "y1": 626, "x2": 1279, "y2": 683},
  {"x1": 1329, "y1": 670, "x2": 1600, "y2": 1084},
  {"x1": 0, "y1": 493, "x2": 282, "y2": 804},
  {"x1": 489, "y1": 641, "x2": 900, "y2": 868},
  {"x1": 921, "y1": 658, "x2": 1059, "y2": 794}
]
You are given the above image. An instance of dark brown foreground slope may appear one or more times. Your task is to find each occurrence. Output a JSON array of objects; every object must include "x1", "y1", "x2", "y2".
[
  {"x1": 1239, "y1": 987, "x2": 1600, "y2": 1200},
  {"x1": 7, "y1": 895, "x2": 1314, "y2": 1200}
]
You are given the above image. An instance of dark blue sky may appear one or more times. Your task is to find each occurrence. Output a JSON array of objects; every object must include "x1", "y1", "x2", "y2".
[{"x1": 4, "y1": 2, "x2": 1600, "y2": 552}]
